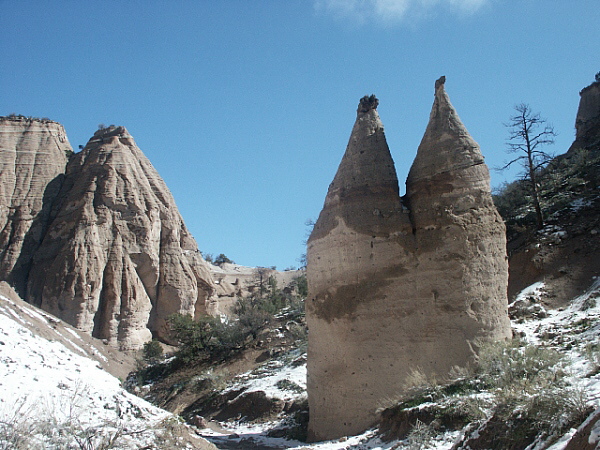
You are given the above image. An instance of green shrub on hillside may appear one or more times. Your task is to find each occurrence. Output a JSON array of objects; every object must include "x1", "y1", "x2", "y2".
[{"x1": 143, "y1": 339, "x2": 164, "y2": 362}]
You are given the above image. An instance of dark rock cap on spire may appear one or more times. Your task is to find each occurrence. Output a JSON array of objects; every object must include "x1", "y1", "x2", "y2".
[
  {"x1": 309, "y1": 94, "x2": 408, "y2": 241},
  {"x1": 358, "y1": 95, "x2": 379, "y2": 113}
]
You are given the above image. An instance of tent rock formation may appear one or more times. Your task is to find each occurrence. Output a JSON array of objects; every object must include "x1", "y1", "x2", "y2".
[
  {"x1": 306, "y1": 78, "x2": 511, "y2": 441},
  {"x1": 0, "y1": 119, "x2": 215, "y2": 350}
]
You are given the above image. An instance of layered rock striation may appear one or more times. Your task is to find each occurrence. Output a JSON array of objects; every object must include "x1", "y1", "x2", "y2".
[
  {"x1": 0, "y1": 120, "x2": 215, "y2": 350},
  {"x1": 0, "y1": 116, "x2": 70, "y2": 295},
  {"x1": 306, "y1": 78, "x2": 511, "y2": 441}
]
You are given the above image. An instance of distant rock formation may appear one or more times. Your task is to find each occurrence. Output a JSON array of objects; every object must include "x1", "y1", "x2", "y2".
[
  {"x1": 208, "y1": 263, "x2": 304, "y2": 316},
  {"x1": 570, "y1": 77, "x2": 600, "y2": 152},
  {"x1": 0, "y1": 120, "x2": 215, "y2": 350},
  {"x1": 306, "y1": 78, "x2": 511, "y2": 441},
  {"x1": 0, "y1": 116, "x2": 70, "y2": 295}
]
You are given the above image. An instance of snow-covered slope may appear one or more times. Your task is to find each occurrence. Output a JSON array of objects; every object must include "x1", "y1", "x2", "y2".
[
  {"x1": 0, "y1": 285, "x2": 215, "y2": 449},
  {"x1": 2, "y1": 276, "x2": 600, "y2": 449},
  {"x1": 193, "y1": 278, "x2": 600, "y2": 449}
]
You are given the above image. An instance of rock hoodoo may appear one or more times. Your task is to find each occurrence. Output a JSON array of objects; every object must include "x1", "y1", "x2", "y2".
[
  {"x1": 306, "y1": 78, "x2": 511, "y2": 441},
  {"x1": 0, "y1": 120, "x2": 215, "y2": 350}
]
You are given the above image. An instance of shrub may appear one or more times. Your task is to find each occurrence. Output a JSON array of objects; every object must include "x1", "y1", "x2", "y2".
[
  {"x1": 275, "y1": 379, "x2": 304, "y2": 394},
  {"x1": 475, "y1": 339, "x2": 567, "y2": 393},
  {"x1": 213, "y1": 253, "x2": 234, "y2": 266},
  {"x1": 406, "y1": 419, "x2": 434, "y2": 450},
  {"x1": 143, "y1": 340, "x2": 164, "y2": 362},
  {"x1": 168, "y1": 314, "x2": 217, "y2": 363},
  {"x1": 294, "y1": 274, "x2": 308, "y2": 298}
]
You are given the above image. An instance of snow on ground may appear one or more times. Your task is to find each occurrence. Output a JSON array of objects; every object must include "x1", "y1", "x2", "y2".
[
  {"x1": 226, "y1": 351, "x2": 306, "y2": 402},
  {"x1": 0, "y1": 293, "x2": 205, "y2": 449},
  {"x1": 198, "y1": 278, "x2": 600, "y2": 449},
  {"x1": 2, "y1": 276, "x2": 600, "y2": 449}
]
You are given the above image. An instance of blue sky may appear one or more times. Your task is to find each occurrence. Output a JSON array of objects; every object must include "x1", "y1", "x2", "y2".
[{"x1": 1, "y1": 1, "x2": 598, "y2": 269}]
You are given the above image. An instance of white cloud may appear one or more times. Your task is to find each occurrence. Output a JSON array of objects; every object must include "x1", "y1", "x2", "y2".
[{"x1": 315, "y1": 0, "x2": 489, "y2": 24}]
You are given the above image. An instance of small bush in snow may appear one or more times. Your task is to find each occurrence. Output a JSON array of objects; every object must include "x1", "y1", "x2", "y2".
[
  {"x1": 275, "y1": 379, "x2": 304, "y2": 394},
  {"x1": 476, "y1": 339, "x2": 567, "y2": 393},
  {"x1": 406, "y1": 419, "x2": 435, "y2": 449}
]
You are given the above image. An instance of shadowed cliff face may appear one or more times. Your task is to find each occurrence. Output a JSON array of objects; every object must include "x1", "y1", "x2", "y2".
[
  {"x1": 570, "y1": 80, "x2": 600, "y2": 152},
  {"x1": 306, "y1": 79, "x2": 510, "y2": 442},
  {"x1": 0, "y1": 117, "x2": 70, "y2": 295},
  {"x1": 0, "y1": 121, "x2": 215, "y2": 351}
]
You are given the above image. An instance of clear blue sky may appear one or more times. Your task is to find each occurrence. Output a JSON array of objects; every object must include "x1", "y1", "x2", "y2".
[{"x1": 2, "y1": 1, "x2": 598, "y2": 269}]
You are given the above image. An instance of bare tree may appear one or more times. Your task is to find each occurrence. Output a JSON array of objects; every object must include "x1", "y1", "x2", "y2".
[{"x1": 501, "y1": 103, "x2": 557, "y2": 229}]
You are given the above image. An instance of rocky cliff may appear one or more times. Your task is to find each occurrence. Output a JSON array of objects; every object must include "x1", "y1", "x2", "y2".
[
  {"x1": 0, "y1": 120, "x2": 215, "y2": 350},
  {"x1": 0, "y1": 116, "x2": 70, "y2": 295},
  {"x1": 570, "y1": 78, "x2": 600, "y2": 152},
  {"x1": 306, "y1": 78, "x2": 511, "y2": 441}
]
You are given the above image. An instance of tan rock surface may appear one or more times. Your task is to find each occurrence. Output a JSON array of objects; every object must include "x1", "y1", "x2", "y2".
[
  {"x1": 26, "y1": 126, "x2": 215, "y2": 350},
  {"x1": 208, "y1": 262, "x2": 304, "y2": 315},
  {"x1": 306, "y1": 80, "x2": 510, "y2": 441},
  {"x1": 0, "y1": 117, "x2": 70, "y2": 295}
]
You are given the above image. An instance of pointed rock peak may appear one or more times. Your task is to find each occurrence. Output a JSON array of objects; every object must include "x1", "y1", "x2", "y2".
[
  {"x1": 435, "y1": 75, "x2": 446, "y2": 91},
  {"x1": 310, "y1": 95, "x2": 405, "y2": 241},
  {"x1": 327, "y1": 94, "x2": 396, "y2": 200},
  {"x1": 428, "y1": 75, "x2": 468, "y2": 136},
  {"x1": 92, "y1": 125, "x2": 131, "y2": 139},
  {"x1": 407, "y1": 77, "x2": 484, "y2": 185},
  {"x1": 358, "y1": 95, "x2": 379, "y2": 114}
]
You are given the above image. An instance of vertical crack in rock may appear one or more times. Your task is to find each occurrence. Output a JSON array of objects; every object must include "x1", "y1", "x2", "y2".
[{"x1": 306, "y1": 79, "x2": 510, "y2": 441}]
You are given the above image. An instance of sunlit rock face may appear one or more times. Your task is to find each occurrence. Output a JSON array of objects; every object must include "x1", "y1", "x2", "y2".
[
  {"x1": 0, "y1": 117, "x2": 70, "y2": 295},
  {"x1": 25, "y1": 126, "x2": 215, "y2": 351},
  {"x1": 306, "y1": 79, "x2": 510, "y2": 442}
]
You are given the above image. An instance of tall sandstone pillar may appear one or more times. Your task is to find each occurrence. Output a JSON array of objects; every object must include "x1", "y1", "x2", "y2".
[{"x1": 306, "y1": 79, "x2": 510, "y2": 441}]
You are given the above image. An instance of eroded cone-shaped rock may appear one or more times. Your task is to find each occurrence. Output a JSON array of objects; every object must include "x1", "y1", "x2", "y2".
[
  {"x1": 0, "y1": 117, "x2": 70, "y2": 295},
  {"x1": 28, "y1": 126, "x2": 215, "y2": 350},
  {"x1": 406, "y1": 77, "x2": 511, "y2": 350},
  {"x1": 306, "y1": 96, "x2": 415, "y2": 441},
  {"x1": 306, "y1": 81, "x2": 510, "y2": 442}
]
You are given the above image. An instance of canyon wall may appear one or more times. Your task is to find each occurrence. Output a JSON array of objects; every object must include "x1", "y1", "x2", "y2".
[{"x1": 570, "y1": 78, "x2": 600, "y2": 152}]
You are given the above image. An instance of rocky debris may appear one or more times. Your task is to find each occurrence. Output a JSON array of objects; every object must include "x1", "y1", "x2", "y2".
[
  {"x1": 0, "y1": 116, "x2": 70, "y2": 295},
  {"x1": 563, "y1": 407, "x2": 600, "y2": 450},
  {"x1": 0, "y1": 120, "x2": 215, "y2": 351},
  {"x1": 306, "y1": 78, "x2": 510, "y2": 441}
]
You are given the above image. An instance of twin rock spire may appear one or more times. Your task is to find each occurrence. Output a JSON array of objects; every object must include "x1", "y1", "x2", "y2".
[{"x1": 306, "y1": 77, "x2": 511, "y2": 441}]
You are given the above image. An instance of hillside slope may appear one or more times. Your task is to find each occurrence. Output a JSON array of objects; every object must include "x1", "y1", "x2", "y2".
[{"x1": 0, "y1": 282, "x2": 216, "y2": 449}]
